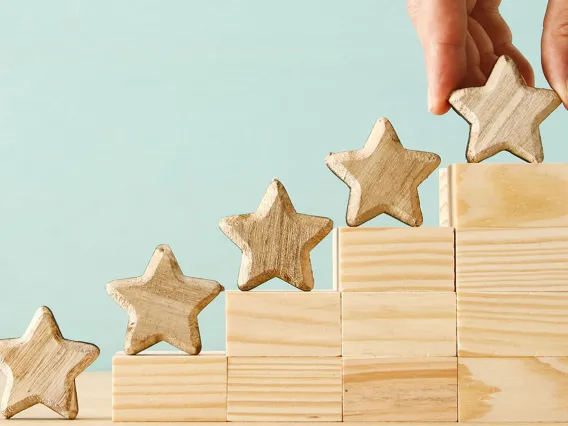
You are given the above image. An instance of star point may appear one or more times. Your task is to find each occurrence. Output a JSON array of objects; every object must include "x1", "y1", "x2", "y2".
[
  {"x1": 450, "y1": 55, "x2": 561, "y2": 163},
  {"x1": 106, "y1": 244, "x2": 224, "y2": 355},
  {"x1": 219, "y1": 179, "x2": 333, "y2": 291},
  {"x1": 0, "y1": 306, "x2": 99, "y2": 419},
  {"x1": 326, "y1": 118, "x2": 440, "y2": 227}
]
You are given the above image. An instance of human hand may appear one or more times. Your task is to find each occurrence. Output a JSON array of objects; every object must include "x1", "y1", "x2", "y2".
[{"x1": 408, "y1": 0, "x2": 568, "y2": 114}]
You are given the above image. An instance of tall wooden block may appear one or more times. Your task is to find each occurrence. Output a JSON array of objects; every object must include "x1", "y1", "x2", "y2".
[
  {"x1": 457, "y1": 227, "x2": 568, "y2": 291},
  {"x1": 439, "y1": 168, "x2": 450, "y2": 227},
  {"x1": 342, "y1": 292, "x2": 456, "y2": 357},
  {"x1": 335, "y1": 227, "x2": 455, "y2": 292},
  {"x1": 459, "y1": 357, "x2": 568, "y2": 422},
  {"x1": 458, "y1": 293, "x2": 568, "y2": 356},
  {"x1": 226, "y1": 291, "x2": 341, "y2": 357},
  {"x1": 227, "y1": 357, "x2": 342, "y2": 422},
  {"x1": 447, "y1": 163, "x2": 568, "y2": 228},
  {"x1": 343, "y1": 358, "x2": 457, "y2": 422},
  {"x1": 112, "y1": 352, "x2": 227, "y2": 422}
]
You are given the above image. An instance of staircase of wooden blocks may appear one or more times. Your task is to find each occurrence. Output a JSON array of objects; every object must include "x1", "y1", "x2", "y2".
[{"x1": 112, "y1": 162, "x2": 568, "y2": 423}]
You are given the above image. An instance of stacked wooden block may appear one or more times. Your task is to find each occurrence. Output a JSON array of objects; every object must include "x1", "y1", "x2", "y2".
[
  {"x1": 337, "y1": 226, "x2": 457, "y2": 421},
  {"x1": 443, "y1": 163, "x2": 568, "y2": 423},
  {"x1": 112, "y1": 162, "x2": 568, "y2": 423},
  {"x1": 112, "y1": 292, "x2": 343, "y2": 422}
]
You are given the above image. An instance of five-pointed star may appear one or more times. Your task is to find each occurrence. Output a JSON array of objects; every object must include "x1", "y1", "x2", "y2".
[
  {"x1": 106, "y1": 244, "x2": 223, "y2": 355},
  {"x1": 219, "y1": 179, "x2": 333, "y2": 291},
  {"x1": 0, "y1": 306, "x2": 99, "y2": 419},
  {"x1": 325, "y1": 118, "x2": 440, "y2": 227},
  {"x1": 449, "y1": 55, "x2": 561, "y2": 163}
]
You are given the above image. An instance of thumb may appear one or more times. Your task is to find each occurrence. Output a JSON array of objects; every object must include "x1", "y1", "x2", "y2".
[{"x1": 542, "y1": 0, "x2": 568, "y2": 107}]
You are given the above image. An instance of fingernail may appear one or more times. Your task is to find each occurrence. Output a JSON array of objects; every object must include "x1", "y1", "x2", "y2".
[{"x1": 427, "y1": 87, "x2": 434, "y2": 113}]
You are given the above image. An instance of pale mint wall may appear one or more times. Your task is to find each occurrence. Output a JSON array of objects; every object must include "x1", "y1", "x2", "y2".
[{"x1": 0, "y1": 1, "x2": 562, "y2": 370}]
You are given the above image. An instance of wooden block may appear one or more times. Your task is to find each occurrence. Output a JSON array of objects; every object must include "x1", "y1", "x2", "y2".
[
  {"x1": 342, "y1": 292, "x2": 456, "y2": 357},
  {"x1": 459, "y1": 357, "x2": 568, "y2": 422},
  {"x1": 226, "y1": 291, "x2": 341, "y2": 357},
  {"x1": 439, "y1": 168, "x2": 449, "y2": 227},
  {"x1": 343, "y1": 358, "x2": 457, "y2": 422},
  {"x1": 0, "y1": 306, "x2": 99, "y2": 419},
  {"x1": 447, "y1": 163, "x2": 568, "y2": 228},
  {"x1": 457, "y1": 227, "x2": 568, "y2": 291},
  {"x1": 449, "y1": 55, "x2": 560, "y2": 163},
  {"x1": 227, "y1": 357, "x2": 342, "y2": 422},
  {"x1": 219, "y1": 179, "x2": 333, "y2": 291},
  {"x1": 335, "y1": 227, "x2": 455, "y2": 292},
  {"x1": 325, "y1": 118, "x2": 440, "y2": 227},
  {"x1": 112, "y1": 351, "x2": 227, "y2": 422},
  {"x1": 7, "y1": 370, "x2": 568, "y2": 425},
  {"x1": 458, "y1": 292, "x2": 568, "y2": 356}
]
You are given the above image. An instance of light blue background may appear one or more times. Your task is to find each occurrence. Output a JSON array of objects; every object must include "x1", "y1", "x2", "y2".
[{"x1": 0, "y1": 1, "x2": 562, "y2": 370}]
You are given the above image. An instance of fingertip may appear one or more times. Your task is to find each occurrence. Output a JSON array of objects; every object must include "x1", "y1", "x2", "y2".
[
  {"x1": 542, "y1": 41, "x2": 568, "y2": 106},
  {"x1": 428, "y1": 97, "x2": 452, "y2": 115},
  {"x1": 517, "y1": 56, "x2": 535, "y2": 86},
  {"x1": 523, "y1": 67, "x2": 536, "y2": 87}
]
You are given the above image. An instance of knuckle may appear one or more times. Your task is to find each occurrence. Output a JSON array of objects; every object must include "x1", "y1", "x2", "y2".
[
  {"x1": 553, "y1": 21, "x2": 568, "y2": 38},
  {"x1": 545, "y1": 8, "x2": 568, "y2": 37}
]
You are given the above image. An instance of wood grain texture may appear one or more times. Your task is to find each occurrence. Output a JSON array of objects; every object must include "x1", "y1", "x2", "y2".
[
  {"x1": 227, "y1": 357, "x2": 342, "y2": 422},
  {"x1": 448, "y1": 163, "x2": 568, "y2": 228},
  {"x1": 0, "y1": 371, "x2": 109, "y2": 421},
  {"x1": 325, "y1": 118, "x2": 440, "y2": 227},
  {"x1": 458, "y1": 292, "x2": 568, "y2": 356},
  {"x1": 439, "y1": 168, "x2": 450, "y2": 227},
  {"x1": 343, "y1": 358, "x2": 457, "y2": 422},
  {"x1": 226, "y1": 291, "x2": 341, "y2": 357},
  {"x1": 457, "y1": 227, "x2": 568, "y2": 291},
  {"x1": 2, "y1": 372, "x2": 564, "y2": 425},
  {"x1": 112, "y1": 351, "x2": 227, "y2": 422},
  {"x1": 342, "y1": 292, "x2": 456, "y2": 357},
  {"x1": 0, "y1": 307, "x2": 99, "y2": 419},
  {"x1": 459, "y1": 357, "x2": 568, "y2": 422},
  {"x1": 449, "y1": 55, "x2": 560, "y2": 163},
  {"x1": 336, "y1": 227, "x2": 454, "y2": 292},
  {"x1": 219, "y1": 179, "x2": 333, "y2": 291},
  {"x1": 106, "y1": 244, "x2": 224, "y2": 355}
]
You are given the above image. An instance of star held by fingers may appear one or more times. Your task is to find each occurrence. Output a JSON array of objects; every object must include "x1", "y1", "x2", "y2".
[
  {"x1": 325, "y1": 117, "x2": 440, "y2": 227},
  {"x1": 449, "y1": 55, "x2": 561, "y2": 163},
  {"x1": 106, "y1": 244, "x2": 224, "y2": 355},
  {"x1": 0, "y1": 306, "x2": 99, "y2": 419},
  {"x1": 219, "y1": 179, "x2": 333, "y2": 291}
]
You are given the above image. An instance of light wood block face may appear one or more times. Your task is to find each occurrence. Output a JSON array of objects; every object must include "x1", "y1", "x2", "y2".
[
  {"x1": 342, "y1": 292, "x2": 456, "y2": 357},
  {"x1": 343, "y1": 358, "x2": 457, "y2": 422},
  {"x1": 458, "y1": 293, "x2": 568, "y2": 356},
  {"x1": 112, "y1": 352, "x2": 227, "y2": 422},
  {"x1": 226, "y1": 291, "x2": 341, "y2": 357},
  {"x1": 448, "y1": 163, "x2": 568, "y2": 228},
  {"x1": 335, "y1": 227, "x2": 455, "y2": 292},
  {"x1": 457, "y1": 227, "x2": 568, "y2": 291},
  {"x1": 459, "y1": 357, "x2": 568, "y2": 422},
  {"x1": 227, "y1": 357, "x2": 342, "y2": 422},
  {"x1": 439, "y1": 168, "x2": 450, "y2": 227}
]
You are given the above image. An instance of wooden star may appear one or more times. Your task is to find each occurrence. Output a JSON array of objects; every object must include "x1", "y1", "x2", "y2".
[
  {"x1": 325, "y1": 118, "x2": 440, "y2": 227},
  {"x1": 106, "y1": 244, "x2": 223, "y2": 355},
  {"x1": 219, "y1": 179, "x2": 333, "y2": 291},
  {"x1": 0, "y1": 306, "x2": 99, "y2": 419},
  {"x1": 449, "y1": 55, "x2": 561, "y2": 163}
]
